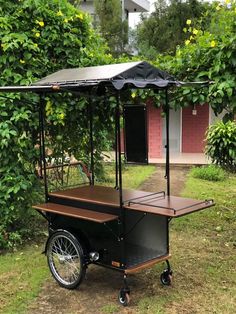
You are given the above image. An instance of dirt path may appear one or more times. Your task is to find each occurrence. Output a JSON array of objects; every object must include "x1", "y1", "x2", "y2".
[{"x1": 27, "y1": 166, "x2": 189, "y2": 314}]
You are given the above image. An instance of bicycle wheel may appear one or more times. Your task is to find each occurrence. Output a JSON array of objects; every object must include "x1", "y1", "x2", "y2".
[{"x1": 47, "y1": 230, "x2": 86, "y2": 289}]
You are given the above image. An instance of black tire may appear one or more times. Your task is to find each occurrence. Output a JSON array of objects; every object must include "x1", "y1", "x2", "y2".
[
  {"x1": 46, "y1": 230, "x2": 86, "y2": 289},
  {"x1": 160, "y1": 270, "x2": 172, "y2": 286},
  {"x1": 118, "y1": 289, "x2": 130, "y2": 306}
]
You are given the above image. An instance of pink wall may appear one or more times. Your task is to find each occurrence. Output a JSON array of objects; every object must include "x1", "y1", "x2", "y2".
[
  {"x1": 182, "y1": 104, "x2": 209, "y2": 153},
  {"x1": 147, "y1": 101, "x2": 162, "y2": 158}
]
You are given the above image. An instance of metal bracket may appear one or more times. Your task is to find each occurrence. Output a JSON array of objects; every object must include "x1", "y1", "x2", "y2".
[
  {"x1": 103, "y1": 221, "x2": 120, "y2": 241},
  {"x1": 124, "y1": 212, "x2": 147, "y2": 237}
]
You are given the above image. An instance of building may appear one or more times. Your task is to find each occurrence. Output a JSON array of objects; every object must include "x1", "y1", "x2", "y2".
[
  {"x1": 121, "y1": 101, "x2": 224, "y2": 164},
  {"x1": 79, "y1": 0, "x2": 150, "y2": 22},
  {"x1": 142, "y1": 102, "x2": 223, "y2": 162}
]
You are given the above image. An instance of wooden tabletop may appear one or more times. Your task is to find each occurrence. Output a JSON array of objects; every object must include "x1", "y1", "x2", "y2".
[
  {"x1": 49, "y1": 185, "x2": 149, "y2": 208},
  {"x1": 125, "y1": 196, "x2": 214, "y2": 217},
  {"x1": 49, "y1": 185, "x2": 214, "y2": 217}
]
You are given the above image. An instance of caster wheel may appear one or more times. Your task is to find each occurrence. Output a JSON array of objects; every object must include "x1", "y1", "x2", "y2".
[
  {"x1": 118, "y1": 289, "x2": 130, "y2": 306},
  {"x1": 160, "y1": 269, "x2": 172, "y2": 286}
]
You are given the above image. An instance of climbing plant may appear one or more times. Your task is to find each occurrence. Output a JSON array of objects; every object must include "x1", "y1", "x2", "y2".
[{"x1": 0, "y1": 0, "x2": 112, "y2": 249}]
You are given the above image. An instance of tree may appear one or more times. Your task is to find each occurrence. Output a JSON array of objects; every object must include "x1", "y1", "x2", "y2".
[
  {"x1": 135, "y1": 0, "x2": 209, "y2": 58},
  {"x1": 94, "y1": 0, "x2": 128, "y2": 56},
  {"x1": 155, "y1": 0, "x2": 236, "y2": 120},
  {"x1": 0, "y1": 0, "x2": 111, "y2": 248}
]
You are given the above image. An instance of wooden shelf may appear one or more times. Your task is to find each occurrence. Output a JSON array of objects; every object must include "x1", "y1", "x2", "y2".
[
  {"x1": 33, "y1": 202, "x2": 118, "y2": 223},
  {"x1": 125, "y1": 254, "x2": 171, "y2": 274}
]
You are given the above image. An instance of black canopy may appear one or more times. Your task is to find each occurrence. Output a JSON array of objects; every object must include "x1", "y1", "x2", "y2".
[{"x1": 0, "y1": 61, "x2": 180, "y2": 93}]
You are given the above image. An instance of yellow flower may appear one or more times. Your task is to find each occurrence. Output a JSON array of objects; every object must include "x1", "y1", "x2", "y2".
[
  {"x1": 64, "y1": 18, "x2": 68, "y2": 23},
  {"x1": 76, "y1": 13, "x2": 83, "y2": 20},
  {"x1": 58, "y1": 113, "x2": 65, "y2": 120},
  {"x1": 131, "y1": 92, "x2": 136, "y2": 99},
  {"x1": 225, "y1": 0, "x2": 230, "y2": 4},
  {"x1": 193, "y1": 28, "x2": 198, "y2": 35},
  {"x1": 210, "y1": 40, "x2": 216, "y2": 47},
  {"x1": 185, "y1": 39, "x2": 190, "y2": 46},
  {"x1": 34, "y1": 43, "x2": 38, "y2": 48},
  {"x1": 20, "y1": 59, "x2": 25, "y2": 64},
  {"x1": 35, "y1": 32, "x2": 40, "y2": 38},
  {"x1": 176, "y1": 49, "x2": 181, "y2": 57},
  {"x1": 57, "y1": 10, "x2": 63, "y2": 16},
  {"x1": 38, "y1": 21, "x2": 44, "y2": 27},
  {"x1": 186, "y1": 19, "x2": 191, "y2": 25}
]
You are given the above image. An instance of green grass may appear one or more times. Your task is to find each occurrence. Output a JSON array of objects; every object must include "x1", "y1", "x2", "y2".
[
  {"x1": 0, "y1": 243, "x2": 49, "y2": 314},
  {"x1": 100, "y1": 303, "x2": 120, "y2": 314},
  {"x1": 135, "y1": 171, "x2": 236, "y2": 314},
  {"x1": 0, "y1": 164, "x2": 155, "y2": 314},
  {"x1": 95, "y1": 163, "x2": 156, "y2": 189},
  {"x1": 190, "y1": 164, "x2": 227, "y2": 181}
]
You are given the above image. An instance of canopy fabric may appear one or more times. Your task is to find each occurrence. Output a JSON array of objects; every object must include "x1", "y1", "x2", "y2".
[
  {"x1": 33, "y1": 61, "x2": 178, "y2": 90},
  {"x1": 0, "y1": 61, "x2": 180, "y2": 93}
]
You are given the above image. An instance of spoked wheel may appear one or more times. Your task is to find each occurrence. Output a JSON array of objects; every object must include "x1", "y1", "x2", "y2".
[
  {"x1": 118, "y1": 288, "x2": 130, "y2": 306},
  {"x1": 160, "y1": 269, "x2": 173, "y2": 286},
  {"x1": 47, "y1": 230, "x2": 86, "y2": 289}
]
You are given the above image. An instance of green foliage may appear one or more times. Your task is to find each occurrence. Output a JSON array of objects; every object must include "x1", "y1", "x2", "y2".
[
  {"x1": 153, "y1": 1, "x2": 236, "y2": 118},
  {"x1": 0, "y1": 0, "x2": 110, "y2": 249},
  {"x1": 136, "y1": 0, "x2": 208, "y2": 58},
  {"x1": 205, "y1": 121, "x2": 236, "y2": 172},
  {"x1": 190, "y1": 165, "x2": 227, "y2": 182},
  {"x1": 94, "y1": 0, "x2": 128, "y2": 56}
]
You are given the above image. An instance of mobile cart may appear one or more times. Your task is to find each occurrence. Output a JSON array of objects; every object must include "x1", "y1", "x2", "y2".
[{"x1": 0, "y1": 61, "x2": 215, "y2": 306}]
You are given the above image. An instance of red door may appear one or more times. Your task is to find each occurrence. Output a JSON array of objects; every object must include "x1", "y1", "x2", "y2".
[{"x1": 182, "y1": 104, "x2": 209, "y2": 153}]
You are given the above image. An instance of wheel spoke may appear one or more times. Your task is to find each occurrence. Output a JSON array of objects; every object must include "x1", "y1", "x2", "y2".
[{"x1": 47, "y1": 232, "x2": 84, "y2": 288}]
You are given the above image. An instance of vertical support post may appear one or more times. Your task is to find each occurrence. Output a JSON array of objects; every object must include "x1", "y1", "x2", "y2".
[
  {"x1": 115, "y1": 106, "x2": 118, "y2": 189},
  {"x1": 39, "y1": 94, "x2": 48, "y2": 201},
  {"x1": 116, "y1": 92, "x2": 123, "y2": 206},
  {"x1": 38, "y1": 109, "x2": 43, "y2": 179},
  {"x1": 116, "y1": 91, "x2": 126, "y2": 269},
  {"x1": 165, "y1": 89, "x2": 170, "y2": 196},
  {"x1": 89, "y1": 99, "x2": 94, "y2": 185}
]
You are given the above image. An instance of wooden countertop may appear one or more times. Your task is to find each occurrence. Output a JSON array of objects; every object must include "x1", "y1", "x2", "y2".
[{"x1": 48, "y1": 185, "x2": 215, "y2": 218}]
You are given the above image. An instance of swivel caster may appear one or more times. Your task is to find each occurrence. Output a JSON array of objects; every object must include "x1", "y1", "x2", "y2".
[
  {"x1": 118, "y1": 288, "x2": 130, "y2": 306},
  {"x1": 160, "y1": 269, "x2": 173, "y2": 286}
]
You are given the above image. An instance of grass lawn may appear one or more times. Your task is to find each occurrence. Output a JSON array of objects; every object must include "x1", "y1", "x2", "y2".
[
  {"x1": 136, "y1": 171, "x2": 236, "y2": 314},
  {"x1": 0, "y1": 164, "x2": 155, "y2": 314},
  {"x1": 0, "y1": 243, "x2": 48, "y2": 314}
]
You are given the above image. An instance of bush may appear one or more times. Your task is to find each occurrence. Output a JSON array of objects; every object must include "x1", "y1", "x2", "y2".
[
  {"x1": 0, "y1": 0, "x2": 110, "y2": 249},
  {"x1": 205, "y1": 121, "x2": 236, "y2": 172},
  {"x1": 190, "y1": 165, "x2": 227, "y2": 181}
]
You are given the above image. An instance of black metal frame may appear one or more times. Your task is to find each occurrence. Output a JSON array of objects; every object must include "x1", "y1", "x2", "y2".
[
  {"x1": 37, "y1": 87, "x2": 172, "y2": 269},
  {"x1": 39, "y1": 94, "x2": 48, "y2": 201}
]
